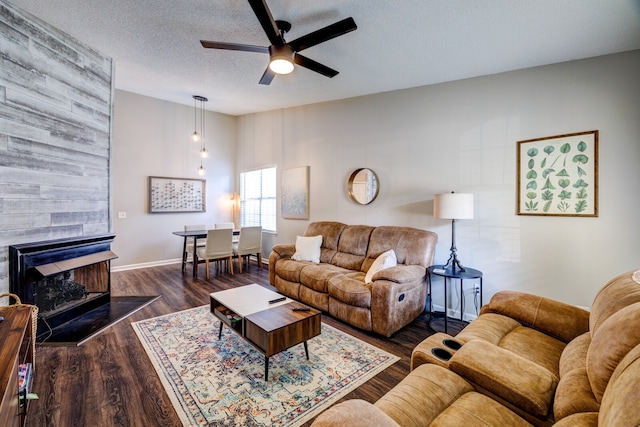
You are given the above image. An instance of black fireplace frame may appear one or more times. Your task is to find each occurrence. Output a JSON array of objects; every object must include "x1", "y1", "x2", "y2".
[
  {"x1": 9, "y1": 234, "x2": 160, "y2": 346},
  {"x1": 9, "y1": 234, "x2": 117, "y2": 340}
]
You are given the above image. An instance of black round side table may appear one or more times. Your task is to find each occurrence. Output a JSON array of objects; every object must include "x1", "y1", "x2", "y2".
[{"x1": 427, "y1": 265, "x2": 483, "y2": 334}]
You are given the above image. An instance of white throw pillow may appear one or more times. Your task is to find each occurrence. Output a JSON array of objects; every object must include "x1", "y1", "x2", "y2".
[
  {"x1": 291, "y1": 235, "x2": 323, "y2": 263},
  {"x1": 365, "y1": 249, "x2": 397, "y2": 284}
]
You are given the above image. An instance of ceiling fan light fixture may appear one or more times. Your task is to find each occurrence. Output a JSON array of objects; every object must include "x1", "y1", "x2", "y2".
[{"x1": 268, "y1": 45, "x2": 295, "y2": 74}]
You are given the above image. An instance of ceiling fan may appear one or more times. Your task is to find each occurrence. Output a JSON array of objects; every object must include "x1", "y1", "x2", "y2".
[{"x1": 200, "y1": 0, "x2": 357, "y2": 85}]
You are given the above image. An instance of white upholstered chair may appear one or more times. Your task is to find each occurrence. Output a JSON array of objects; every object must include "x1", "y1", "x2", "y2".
[
  {"x1": 214, "y1": 222, "x2": 235, "y2": 229},
  {"x1": 215, "y1": 222, "x2": 238, "y2": 243},
  {"x1": 195, "y1": 228, "x2": 234, "y2": 278},
  {"x1": 182, "y1": 224, "x2": 206, "y2": 272},
  {"x1": 233, "y1": 226, "x2": 262, "y2": 273}
]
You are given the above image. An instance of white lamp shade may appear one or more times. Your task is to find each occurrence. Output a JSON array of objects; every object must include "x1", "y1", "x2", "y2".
[{"x1": 434, "y1": 193, "x2": 474, "y2": 219}]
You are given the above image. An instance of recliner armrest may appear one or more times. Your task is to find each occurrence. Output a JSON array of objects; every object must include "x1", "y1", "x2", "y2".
[
  {"x1": 371, "y1": 264, "x2": 425, "y2": 284},
  {"x1": 270, "y1": 243, "x2": 296, "y2": 258},
  {"x1": 449, "y1": 339, "x2": 558, "y2": 420},
  {"x1": 480, "y1": 290, "x2": 590, "y2": 343}
]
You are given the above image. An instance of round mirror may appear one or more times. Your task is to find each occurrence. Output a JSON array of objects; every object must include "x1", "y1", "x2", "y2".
[{"x1": 348, "y1": 168, "x2": 379, "y2": 205}]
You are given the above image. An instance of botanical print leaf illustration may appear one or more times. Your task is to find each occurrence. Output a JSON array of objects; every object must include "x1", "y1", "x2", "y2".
[{"x1": 518, "y1": 131, "x2": 598, "y2": 216}]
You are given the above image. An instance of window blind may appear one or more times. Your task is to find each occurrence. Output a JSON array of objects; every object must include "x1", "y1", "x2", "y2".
[{"x1": 239, "y1": 166, "x2": 276, "y2": 232}]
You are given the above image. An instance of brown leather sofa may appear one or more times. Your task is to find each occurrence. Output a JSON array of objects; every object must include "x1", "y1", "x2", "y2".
[
  {"x1": 311, "y1": 268, "x2": 640, "y2": 426},
  {"x1": 269, "y1": 221, "x2": 438, "y2": 337}
]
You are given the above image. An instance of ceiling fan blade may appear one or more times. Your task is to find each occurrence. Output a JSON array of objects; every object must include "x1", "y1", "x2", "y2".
[
  {"x1": 259, "y1": 66, "x2": 276, "y2": 85},
  {"x1": 248, "y1": 0, "x2": 283, "y2": 46},
  {"x1": 289, "y1": 17, "x2": 357, "y2": 52},
  {"x1": 200, "y1": 40, "x2": 268, "y2": 53},
  {"x1": 294, "y1": 54, "x2": 339, "y2": 78}
]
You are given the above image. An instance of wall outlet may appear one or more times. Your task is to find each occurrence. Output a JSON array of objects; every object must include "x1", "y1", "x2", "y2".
[
  {"x1": 473, "y1": 284, "x2": 480, "y2": 295},
  {"x1": 117, "y1": 211, "x2": 127, "y2": 219}
]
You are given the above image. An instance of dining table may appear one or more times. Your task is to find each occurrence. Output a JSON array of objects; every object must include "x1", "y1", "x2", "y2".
[{"x1": 173, "y1": 229, "x2": 240, "y2": 278}]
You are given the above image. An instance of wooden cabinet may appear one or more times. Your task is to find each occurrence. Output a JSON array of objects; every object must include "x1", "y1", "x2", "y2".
[{"x1": 0, "y1": 306, "x2": 35, "y2": 427}]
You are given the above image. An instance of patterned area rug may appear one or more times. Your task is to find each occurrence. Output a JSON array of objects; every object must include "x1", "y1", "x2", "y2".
[{"x1": 132, "y1": 305, "x2": 399, "y2": 426}]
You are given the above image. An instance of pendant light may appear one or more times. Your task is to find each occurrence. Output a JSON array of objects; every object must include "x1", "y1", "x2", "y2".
[{"x1": 191, "y1": 95, "x2": 208, "y2": 175}]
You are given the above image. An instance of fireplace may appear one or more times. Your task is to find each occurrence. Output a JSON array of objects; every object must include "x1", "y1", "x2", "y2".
[{"x1": 9, "y1": 234, "x2": 159, "y2": 345}]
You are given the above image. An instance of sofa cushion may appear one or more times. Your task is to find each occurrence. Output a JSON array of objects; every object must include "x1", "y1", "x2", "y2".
[
  {"x1": 331, "y1": 225, "x2": 374, "y2": 270},
  {"x1": 291, "y1": 235, "x2": 323, "y2": 262},
  {"x1": 328, "y1": 273, "x2": 371, "y2": 308},
  {"x1": 274, "y1": 276, "x2": 301, "y2": 300},
  {"x1": 587, "y1": 301, "x2": 640, "y2": 401},
  {"x1": 559, "y1": 332, "x2": 590, "y2": 377},
  {"x1": 598, "y1": 343, "x2": 640, "y2": 427},
  {"x1": 275, "y1": 258, "x2": 310, "y2": 283},
  {"x1": 456, "y1": 319, "x2": 566, "y2": 381},
  {"x1": 328, "y1": 297, "x2": 372, "y2": 331},
  {"x1": 300, "y1": 264, "x2": 351, "y2": 293},
  {"x1": 432, "y1": 392, "x2": 532, "y2": 427},
  {"x1": 304, "y1": 221, "x2": 347, "y2": 264},
  {"x1": 498, "y1": 326, "x2": 565, "y2": 378},
  {"x1": 449, "y1": 340, "x2": 558, "y2": 419},
  {"x1": 375, "y1": 364, "x2": 530, "y2": 427},
  {"x1": 364, "y1": 226, "x2": 438, "y2": 270},
  {"x1": 374, "y1": 363, "x2": 473, "y2": 426},
  {"x1": 552, "y1": 413, "x2": 598, "y2": 427},
  {"x1": 299, "y1": 285, "x2": 330, "y2": 311},
  {"x1": 365, "y1": 249, "x2": 397, "y2": 284},
  {"x1": 589, "y1": 268, "x2": 640, "y2": 334},
  {"x1": 553, "y1": 367, "x2": 599, "y2": 420},
  {"x1": 310, "y1": 400, "x2": 400, "y2": 427},
  {"x1": 478, "y1": 290, "x2": 590, "y2": 343}
]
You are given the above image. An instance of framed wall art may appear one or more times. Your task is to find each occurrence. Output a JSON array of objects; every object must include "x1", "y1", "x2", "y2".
[
  {"x1": 281, "y1": 166, "x2": 309, "y2": 219},
  {"x1": 517, "y1": 130, "x2": 598, "y2": 217},
  {"x1": 148, "y1": 176, "x2": 206, "y2": 213}
]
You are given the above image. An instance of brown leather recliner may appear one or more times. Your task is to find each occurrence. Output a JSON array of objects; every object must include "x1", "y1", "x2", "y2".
[
  {"x1": 269, "y1": 221, "x2": 438, "y2": 337},
  {"x1": 311, "y1": 269, "x2": 640, "y2": 427}
]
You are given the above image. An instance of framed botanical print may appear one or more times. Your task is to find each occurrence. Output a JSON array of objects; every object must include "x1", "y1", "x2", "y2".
[{"x1": 517, "y1": 130, "x2": 598, "y2": 216}]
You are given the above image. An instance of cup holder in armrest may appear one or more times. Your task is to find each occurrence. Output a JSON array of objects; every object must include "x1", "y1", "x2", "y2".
[
  {"x1": 431, "y1": 347, "x2": 453, "y2": 361},
  {"x1": 442, "y1": 339, "x2": 462, "y2": 351}
]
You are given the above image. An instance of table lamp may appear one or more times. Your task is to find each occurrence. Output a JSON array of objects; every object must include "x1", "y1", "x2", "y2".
[{"x1": 434, "y1": 192, "x2": 474, "y2": 271}]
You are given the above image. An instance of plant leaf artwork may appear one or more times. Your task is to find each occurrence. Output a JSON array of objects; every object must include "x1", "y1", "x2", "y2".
[{"x1": 518, "y1": 130, "x2": 598, "y2": 216}]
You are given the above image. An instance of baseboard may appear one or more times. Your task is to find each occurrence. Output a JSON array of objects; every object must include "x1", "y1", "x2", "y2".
[
  {"x1": 112, "y1": 256, "x2": 268, "y2": 272},
  {"x1": 112, "y1": 259, "x2": 182, "y2": 272},
  {"x1": 431, "y1": 303, "x2": 478, "y2": 323}
]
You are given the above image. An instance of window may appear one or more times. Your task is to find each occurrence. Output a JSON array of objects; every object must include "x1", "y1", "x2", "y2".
[{"x1": 239, "y1": 166, "x2": 276, "y2": 232}]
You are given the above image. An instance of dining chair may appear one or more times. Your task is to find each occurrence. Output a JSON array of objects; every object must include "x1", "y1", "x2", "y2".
[
  {"x1": 215, "y1": 222, "x2": 239, "y2": 243},
  {"x1": 214, "y1": 222, "x2": 235, "y2": 229},
  {"x1": 182, "y1": 224, "x2": 206, "y2": 272},
  {"x1": 233, "y1": 226, "x2": 262, "y2": 273},
  {"x1": 195, "y1": 228, "x2": 234, "y2": 278}
]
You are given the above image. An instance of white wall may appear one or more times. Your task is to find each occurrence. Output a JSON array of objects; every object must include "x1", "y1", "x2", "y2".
[
  {"x1": 111, "y1": 90, "x2": 236, "y2": 268},
  {"x1": 235, "y1": 50, "x2": 640, "y2": 317}
]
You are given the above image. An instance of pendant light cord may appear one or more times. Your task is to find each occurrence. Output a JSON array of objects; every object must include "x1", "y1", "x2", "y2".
[{"x1": 192, "y1": 95, "x2": 208, "y2": 175}]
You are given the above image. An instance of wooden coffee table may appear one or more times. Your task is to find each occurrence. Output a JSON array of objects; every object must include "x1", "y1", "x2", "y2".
[{"x1": 209, "y1": 284, "x2": 321, "y2": 380}]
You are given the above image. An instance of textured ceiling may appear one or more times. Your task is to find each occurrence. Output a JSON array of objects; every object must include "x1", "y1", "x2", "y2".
[{"x1": 7, "y1": 0, "x2": 640, "y2": 115}]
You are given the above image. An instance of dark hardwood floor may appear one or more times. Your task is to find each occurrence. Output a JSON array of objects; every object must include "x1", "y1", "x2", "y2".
[{"x1": 26, "y1": 262, "x2": 462, "y2": 427}]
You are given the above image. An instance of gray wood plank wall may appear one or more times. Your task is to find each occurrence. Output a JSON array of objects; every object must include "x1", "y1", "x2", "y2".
[{"x1": 0, "y1": 1, "x2": 113, "y2": 301}]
